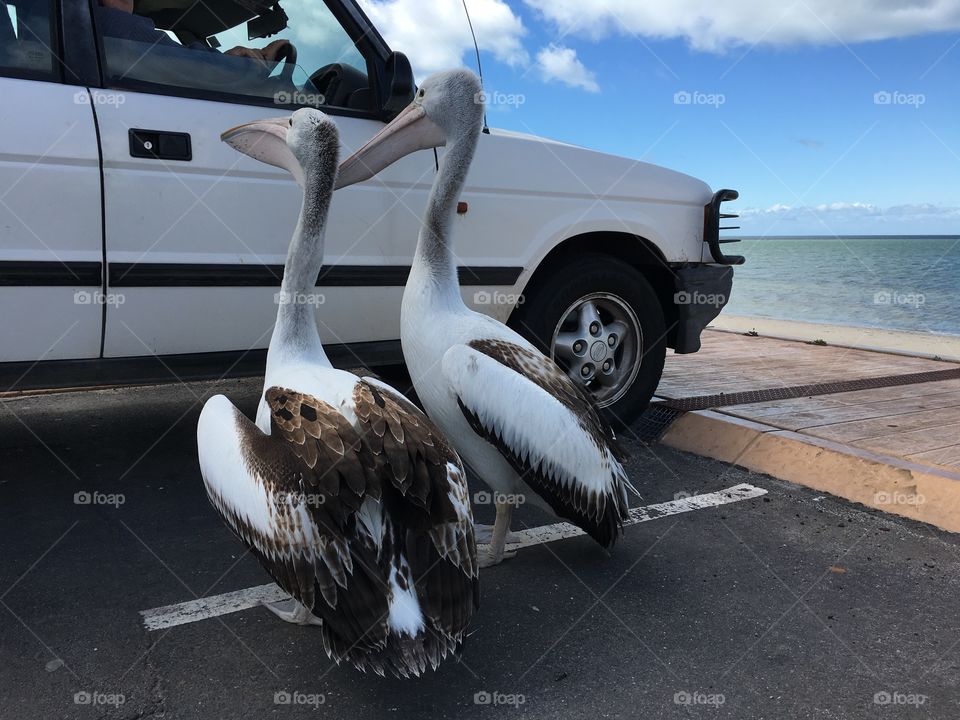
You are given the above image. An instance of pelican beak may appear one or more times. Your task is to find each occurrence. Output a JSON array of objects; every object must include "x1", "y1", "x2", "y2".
[
  {"x1": 335, "y1": 102, "x2": 446, "y2": 189},
  {"x1": 221, "y1": 116, "x2": 303, "y2": 184}
]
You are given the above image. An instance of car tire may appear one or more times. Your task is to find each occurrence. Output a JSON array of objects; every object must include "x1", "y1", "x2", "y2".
[{"x1": 509, "y1": 254, "x2": 667, "y2": 432}]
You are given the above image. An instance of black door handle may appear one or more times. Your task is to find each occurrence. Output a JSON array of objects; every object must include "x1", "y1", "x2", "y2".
[{"x1": 129, "y1": 129, "x2": 192, "y2": 161}]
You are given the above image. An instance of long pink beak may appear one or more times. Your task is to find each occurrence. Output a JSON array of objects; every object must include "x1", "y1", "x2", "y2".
[
  {"x1": 221, "y1": 116, "x2": 303, "y2": 185},
  {"x1": 335, "y1": 102, "x2": 446, "y2": 190}
]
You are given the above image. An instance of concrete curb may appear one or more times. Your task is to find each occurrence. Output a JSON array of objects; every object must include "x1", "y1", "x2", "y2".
[{"x1": 661, "y1": 409, "x2": 960, "y2": 533}]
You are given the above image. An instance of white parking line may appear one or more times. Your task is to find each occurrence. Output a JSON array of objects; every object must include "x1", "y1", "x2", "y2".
[{"x1": 140, "y1": 483, "x2": 767, "y2": 631}]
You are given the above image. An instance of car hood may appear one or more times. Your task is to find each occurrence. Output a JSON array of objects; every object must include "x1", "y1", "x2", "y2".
[{"x1": 475, "y1": 127, "x2": 714, "y2": 206}]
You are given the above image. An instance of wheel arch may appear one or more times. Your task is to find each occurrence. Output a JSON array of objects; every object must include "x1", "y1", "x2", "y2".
[{"x1": 509, "y1": 231, "x2": 680, "y2": 349}]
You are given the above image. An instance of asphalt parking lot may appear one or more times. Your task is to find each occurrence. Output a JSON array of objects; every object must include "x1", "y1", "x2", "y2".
[{"x1": 2, "y1": 374, "x2": 959, "y2": 719}]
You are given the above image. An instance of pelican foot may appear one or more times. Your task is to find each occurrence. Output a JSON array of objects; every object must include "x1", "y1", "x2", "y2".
[
  {"x1": 478, "y1": 548, "x2": 517, "y2": 568},
  {"x1": 262, "y1": 599, "x2": 322, "y2": 626}
]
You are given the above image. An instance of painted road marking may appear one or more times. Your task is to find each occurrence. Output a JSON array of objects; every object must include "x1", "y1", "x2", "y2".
[
  {"x1": 501, "y1": 482, "x2": 767, "y2": 551},
  {"x1": 141, "y1": 483, "x2": 767, "y2": 631}
]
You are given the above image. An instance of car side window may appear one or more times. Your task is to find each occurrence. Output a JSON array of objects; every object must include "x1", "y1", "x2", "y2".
[
  {"x1": 94, "y1": 0, "x2": 375, "y2": 112},
  {"x1": 0, "y1": 0, "x2": 56, "y2": 79}
]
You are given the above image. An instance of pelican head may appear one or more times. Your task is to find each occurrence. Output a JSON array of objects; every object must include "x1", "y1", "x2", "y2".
[
  {"x1": 336, "y1": 68, "x2": 484, "y2": 189},
  {"x1": 221, "y1": 108, "x2": 339, "y2": 188}
]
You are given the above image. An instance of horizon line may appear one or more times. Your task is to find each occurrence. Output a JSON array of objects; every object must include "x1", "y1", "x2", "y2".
[{"x1": 739, "y1": 234, "x2": 960, "y2": 239}]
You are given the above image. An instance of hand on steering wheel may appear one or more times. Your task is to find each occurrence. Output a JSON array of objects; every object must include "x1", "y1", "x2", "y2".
[{"x1": 225, "y1": 39, "x2": 297, "y2": 82}]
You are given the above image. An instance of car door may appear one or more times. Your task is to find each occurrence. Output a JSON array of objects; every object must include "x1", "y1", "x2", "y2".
[
  {"x1": 89, "y1": 0, "x2": 434, "y2": 360},
  {"x1": 0, "y1": 0, "x2": 103, "y2": 364}
]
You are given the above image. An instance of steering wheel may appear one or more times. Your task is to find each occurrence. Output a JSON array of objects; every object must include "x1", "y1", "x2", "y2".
[
  {"x1": 308, "y1": 62, "x2": 369, "y2": 108},
  {"x1": 271, "y1": 40, "x2": 297, "y2": 85}
]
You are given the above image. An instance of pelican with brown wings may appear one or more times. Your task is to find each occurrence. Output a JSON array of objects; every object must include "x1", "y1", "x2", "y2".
[
  {"x1": 197, "y1": 109, "x2": 478, "y2": 677},
  {"x1": 335, "y1": 70, "x2": 638, "y2": 568}
]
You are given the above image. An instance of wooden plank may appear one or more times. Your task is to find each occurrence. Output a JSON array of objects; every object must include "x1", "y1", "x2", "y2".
[
  {"x1": 854, "y1": 423, "x2": 960, "y2": 459},
  {"x1": 659, "y1": 331, "x2": 960, "y2": 473},
  {"x1": 733, "y1": 390, "x2": 960, "y2": 429},
  {"x1": 908, "y1": 445, "x2": 960, "y2": 470},
  {"x1": 804, "y1": 406, "x2": 960, "y2": 443}
]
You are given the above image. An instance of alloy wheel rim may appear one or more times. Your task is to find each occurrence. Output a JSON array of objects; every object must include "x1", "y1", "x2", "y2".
[{"x1": 549, "y1": 292, "x2": 643, "y2": 408}]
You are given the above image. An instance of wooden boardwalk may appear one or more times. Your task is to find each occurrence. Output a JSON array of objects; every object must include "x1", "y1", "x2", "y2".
[{"x1": 658, "y1": 330, "x2": 960, "y2": 473}]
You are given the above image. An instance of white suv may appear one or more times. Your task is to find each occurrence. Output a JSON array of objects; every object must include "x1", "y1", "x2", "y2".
[{"x1": 0, "y1": 0, "x2": 741, "y2": 426}]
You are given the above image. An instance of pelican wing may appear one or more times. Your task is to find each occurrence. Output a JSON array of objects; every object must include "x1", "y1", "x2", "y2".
[
  {"x1": 197, "y1": 391, "x2": 389, "y2": 658},
  {"x1": 352, "y1": 380, "x2": 479, "y2": 639},
  {"x1": 442, "y1": 339, "x2": 633, "y2": 547}
]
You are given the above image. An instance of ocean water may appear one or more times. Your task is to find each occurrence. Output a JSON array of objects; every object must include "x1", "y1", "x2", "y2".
[{"x1": 724, "y1": 236, "x2": 960, "y2": 336}]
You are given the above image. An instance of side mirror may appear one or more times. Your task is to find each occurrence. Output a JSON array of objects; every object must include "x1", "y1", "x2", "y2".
[{"x1": 382, "y1": 51, "x2": 415, "y2": 120}]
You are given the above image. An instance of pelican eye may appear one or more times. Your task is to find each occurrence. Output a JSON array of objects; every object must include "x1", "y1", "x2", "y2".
[{"x1": 288, "y1": 117, "x2": 293, "y2": 127}]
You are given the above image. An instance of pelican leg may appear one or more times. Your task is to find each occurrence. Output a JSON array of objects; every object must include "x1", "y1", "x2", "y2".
[
  {"x1": 474, "y1": 523, "x2": 522, "y2": 545},
  {"x1": 479, "y1": 500, "x2": 517, "y2": 568},
  {"x1": 262, "y1": 599, "x2": 323, "y2": 626}
]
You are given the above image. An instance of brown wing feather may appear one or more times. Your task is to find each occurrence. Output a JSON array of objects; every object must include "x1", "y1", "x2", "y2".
[
  {"x1": 226, "y1": 390, "x2": 392, "y2": 657},
  {"x1": 265, "y1": 387, "x2": 379, "y2": 508},
  {"x1": 352, "y1": 381, "x2": 480, "y2": 640},
  {"x1": 206, "y1": 386, "x2": 477, "y2": 675}
]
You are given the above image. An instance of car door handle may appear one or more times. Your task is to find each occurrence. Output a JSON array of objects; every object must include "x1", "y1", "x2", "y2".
[{"x1": 129, "y1": 129, "x2": 192, "y2": 161}]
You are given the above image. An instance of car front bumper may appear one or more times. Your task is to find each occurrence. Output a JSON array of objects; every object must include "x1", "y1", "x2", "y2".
[
  {"x1": 669, "y1": 187, "x2": 743, "y2": 353},
  {"x1": 672, "y1": 264, "x2": 735, "y2": 354}
]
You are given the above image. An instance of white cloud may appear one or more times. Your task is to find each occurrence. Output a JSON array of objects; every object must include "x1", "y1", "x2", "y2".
[
  {"x1": 743, "y1": 201, "x2": 960, "y2": 218},
  {"x1": 741, "y1": 202, "x2": 879, "y2": 219},
  {"x1": 739, "y1": 202, "x2": 960, "y2": 233},
  {"x1": 358, "y1": 0, "x2": 528, "y2": 76},
  {"x1": 523, "y1": 0, "x2": 960, "y2": 51},
  {"x1": 535, "y1": 44, "x2": 600, "y2": 92}
]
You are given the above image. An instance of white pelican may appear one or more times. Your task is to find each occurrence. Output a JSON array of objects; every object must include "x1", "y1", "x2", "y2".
[
  {"x1": 336, "y1": 71, "x2": 636, "y2": 567},
  {"x1": 197, "y1": 108, "x2": 479, "y2": 677}
]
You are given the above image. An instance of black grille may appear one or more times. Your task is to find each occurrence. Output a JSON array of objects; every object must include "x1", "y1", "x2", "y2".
[{"x1": 703, "y1": 189, "x2": 745, "y2": 265}]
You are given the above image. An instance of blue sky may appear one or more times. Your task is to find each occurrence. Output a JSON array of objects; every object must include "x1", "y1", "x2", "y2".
[{"x1": 360, "y1": 0, "x2": 960, "y2": 236}]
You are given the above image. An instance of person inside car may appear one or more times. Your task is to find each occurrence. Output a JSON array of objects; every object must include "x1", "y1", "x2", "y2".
[{"x1": 96, "y1": 0, "x2": 293, "y2": 69}]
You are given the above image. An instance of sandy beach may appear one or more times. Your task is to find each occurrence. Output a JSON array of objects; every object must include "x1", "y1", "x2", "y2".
[{"x1": 710, "y1": 314, "x2": 960, "y2": 362}]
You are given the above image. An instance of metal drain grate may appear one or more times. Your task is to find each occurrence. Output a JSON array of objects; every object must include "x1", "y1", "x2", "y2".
[
  {"x1": 620, "y1": 404, "x2": 686, "y2": 444},
  {"x1": 656, "y1": 366, "x2": 960, "y2": 413}
]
